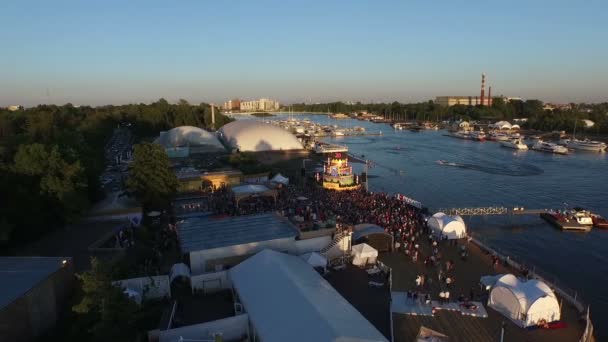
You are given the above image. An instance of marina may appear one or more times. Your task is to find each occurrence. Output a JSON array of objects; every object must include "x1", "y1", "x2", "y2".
[{"x1": 277, "y1": 113, "x2": 607, "y2": 339}]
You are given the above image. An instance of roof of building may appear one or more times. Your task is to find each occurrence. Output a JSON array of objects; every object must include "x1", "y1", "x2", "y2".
[
  {"x1": 177, "y1": 214, "x2": 298, "y2": 253},
  {"x1": 0, "y1": 257, "x2": 70, "y2": 310},
  {"x1": 352, "y1": 224, "x2": 390, "y2": 241},
  {"x1": 218, "y1": 120, "x2": 303, "y2": 152},
  {"x1": 231, "y1": 184, "x2": 270, "y2": 194},
  {"x1": 229, "y1": 250, "x2": 388, "y2": 342},
  {"x1": 154, "y1": 126, "x2": 225, "y2": 150}
]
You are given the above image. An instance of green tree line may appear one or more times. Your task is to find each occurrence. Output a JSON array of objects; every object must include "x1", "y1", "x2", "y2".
[
  {"x1": 287, "y1": 100, "x2": 608, "y2": 134},
  {"x1": 0, "y1": 99, "x2": 232, "y2": 249}
]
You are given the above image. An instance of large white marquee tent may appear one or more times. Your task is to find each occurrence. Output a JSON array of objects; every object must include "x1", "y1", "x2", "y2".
[
  {"x1": 428, "y1": 213, "x2": 467, "y2": 239},
  {"x1": 486, "y1": 274, "x2": 561, "y2": 327},
  {"x1": 229, "y1": 250, "x2": 388, "y2": 342},
  {"x1": 218, "y1": 120, "x2": 303, "y2": 152}
]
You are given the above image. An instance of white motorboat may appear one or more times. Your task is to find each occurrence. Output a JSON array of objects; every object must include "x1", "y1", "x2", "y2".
[
  {"x1": 565, "y1": 139, "x2": 607, "y2": 152},
  {"x1": 501, "y1": 138, "x2": 528, "y2": 150},
  {"x1": 489, "y1": 132, "x2": 510, "y2": 141},
  {"x1": 449, "y1": 131, "x2": 470, "y2": 139},
  {"x1": 331, "y1": 130, "x2": 345, "y2": 137},
  {"x1": 470, "y1": 130, "x2": 486, "y2": 141},
  {"x1": 532, "y1": 140, "x2": 568, "y2": 154}
]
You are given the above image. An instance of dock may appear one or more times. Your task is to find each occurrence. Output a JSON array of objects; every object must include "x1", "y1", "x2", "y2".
[{"x1": 540, "y1": 213, "x2": 593, "y2": 232}]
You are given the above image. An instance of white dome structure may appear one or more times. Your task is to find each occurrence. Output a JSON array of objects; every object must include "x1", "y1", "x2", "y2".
[
  {"x1": 219, "y1": 120, "x2": 303, "y2": 152},
  {"x1": 492, "y1": 121, "x2": 512, "y2": 130},
  {"x1": 488, "y1": 274, "x2": 560, "y2": 327},
  {"x1": 154, "y1": 126, "x2": 224, "y2": 150},
  {"x1": 428, "y1": 212, "x2": 466, "y2": 239}
]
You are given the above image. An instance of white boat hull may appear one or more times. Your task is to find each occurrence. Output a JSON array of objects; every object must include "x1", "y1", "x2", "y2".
[{"x1": 566, "y1": 142, "x2": 607, "y2": 152}]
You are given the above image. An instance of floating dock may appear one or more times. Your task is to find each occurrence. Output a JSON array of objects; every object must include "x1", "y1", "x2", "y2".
[{"x1": 540, "y1": 213, "x2": 592, "y2": 232}]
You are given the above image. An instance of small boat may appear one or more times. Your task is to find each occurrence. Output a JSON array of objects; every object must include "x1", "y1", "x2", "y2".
[
  {"x1": 566, "y1": 139, "x2": 607, "y2": 152},
  {"x1": 501, "y1": 137, "x2": 528, "y2": 150},
  {"x1": 470, "y1": 130, "x2": 486, "y2": 141},
  {"x1": 449, "y1": 131, "x2": 470, "y2": 139},
  {"x1": 436, "y1": 160, "x2": 458, "y2": 166},
  {"x1": 489, "y1": 132, "x2": 510, "y2": 141},
  {"x1": 331, "y1": 130, "x2": 345, "y2": 137},
  {"x1": 532, "y1": 140, "x2": 568, "y2": 154}
]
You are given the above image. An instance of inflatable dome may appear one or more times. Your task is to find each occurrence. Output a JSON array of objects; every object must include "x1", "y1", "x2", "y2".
[
  {"x1": 219, "y1": 120, "x2": 303, "y2": 152},
  {"x1": 428, "y1": 212, "x2": 466, "y2": 239},
  {"x1": 154, "y1": 126, "x2": 224, "y2": 150}
]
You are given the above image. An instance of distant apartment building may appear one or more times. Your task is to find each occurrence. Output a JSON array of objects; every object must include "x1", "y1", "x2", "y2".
[
  {"x1": 236, "y1": 98, "x2": 280, "y2": 112},
  {"x1": 543, "y1": 103, "x2": 572, "y2": 111},
  {"x1": 223, "y1": 99, "x2": 241, "y2": 111},
  {"x1": 435, "y1": 96, "x2": 521, "y2": 107}
]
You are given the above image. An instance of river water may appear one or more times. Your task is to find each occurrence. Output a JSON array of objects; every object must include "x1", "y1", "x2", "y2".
[{"x1": 260, "y1": 113, "x2": 608, "y2": 337}]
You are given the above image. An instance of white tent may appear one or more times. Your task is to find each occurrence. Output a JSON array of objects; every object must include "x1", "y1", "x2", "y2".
[
  {"x1": 428, "y1": 212, "x2": 467, "y2": 239},
  {"x1": 169, "y1": 263, "x2": 191, "y2": 283},
  {"x1": 582, "y1": 119, "x2": 595, "y2": 128},
  {"x1": 299, "y1": 252, "x2": 327, "y2": 270},
  {"x1": 488, "y1": 274, "x2": 561, "y2": 327},
  {"x1": 493, "y1": 121, "x2": 512, "y2": 130},
  {"x1": 351, "y1": 243, "x2": 378, "y2": 267},
  {"x1": 271, "y1": 173, "x2": 289, "y2": 185},
  {"x1": 229, "y1": 250, "x2": 388, "y2": 342}
]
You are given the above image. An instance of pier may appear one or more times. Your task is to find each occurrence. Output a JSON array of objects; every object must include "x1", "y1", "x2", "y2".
[{"x1": 437, "y1": 206, "x2": 551, "y2": 216}]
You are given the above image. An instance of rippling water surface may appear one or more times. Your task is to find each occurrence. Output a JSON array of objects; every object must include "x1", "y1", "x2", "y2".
[{"x1": 260, "y1": 113, "x2": 608, "y2": 336}]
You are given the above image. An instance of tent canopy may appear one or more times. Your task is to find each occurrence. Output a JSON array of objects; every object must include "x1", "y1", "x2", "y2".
[
  {"x1": 271, "y1": 173, "x2": 289, "y2": 185},
  {"x1": 351, "y1": 243, "x2": 378, "y2": 266},
  {"x1": 299, "y1": 252, "x2": 327, "y2": 269},
  {"x1": 228, "y1": 250, "x2": 388, "y2": 342},
  {"x1": 169, "y1": 263, "x2": 191, "y2": 283},
  {"x1": 352, "y1": 224, "x2": 394, "y2": 252},
  {"x1": 492, "y1": 121, "x2": 512, "y2": 129},
  {"x1": 232, "y1": 184, "x2": 277, "y2": 205},
  {"x1": 487, "y1": 274, "x2": 560, "y2": 327},
  {"x1": 428, "y1": 213, "x2": 466, "y2": 239}
]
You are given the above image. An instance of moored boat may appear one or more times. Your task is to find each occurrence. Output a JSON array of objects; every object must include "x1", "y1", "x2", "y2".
[
  {"x1": 532, "y1": 140, "x2": 568, "y2": 154},
  {"x1": 566, "y1": 139, "x2": 607, "y2": 152},
  {"x1": 500, "y1": 137, "x2": 528, "y2": 150},
  {"x1": 470, "y1": 130, "x2": 486, "y2": 141},
  {"x1": 489, "y1": 132, "x2": 510, "y2": 141}
]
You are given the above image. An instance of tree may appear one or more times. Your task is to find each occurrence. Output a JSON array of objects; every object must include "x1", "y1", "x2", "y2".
[
  {"x1": 127, "y1": 142, "x2": 178, "y2": 208},
  {"x1": 73, "y1": 258, "x2": 142, "y2": 342}
]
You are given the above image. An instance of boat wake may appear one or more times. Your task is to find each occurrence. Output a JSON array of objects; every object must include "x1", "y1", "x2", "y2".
[{"x1": 436, "y1": 160, "x2": 543, "y2": 176}]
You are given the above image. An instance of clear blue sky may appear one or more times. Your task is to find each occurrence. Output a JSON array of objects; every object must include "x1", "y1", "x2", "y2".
[{"x1": 1, "y1": 0, "x2": 607, "y2": 106}]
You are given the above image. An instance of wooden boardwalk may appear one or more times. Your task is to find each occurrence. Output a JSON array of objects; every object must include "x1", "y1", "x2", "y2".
[{"x1": 380, "y1": 238, "x2": 585, "y2": 342}]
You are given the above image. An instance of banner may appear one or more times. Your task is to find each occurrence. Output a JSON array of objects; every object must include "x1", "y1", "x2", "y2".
[{"x1": 395, "y1": 193, "x2": 423, "y2": 209}]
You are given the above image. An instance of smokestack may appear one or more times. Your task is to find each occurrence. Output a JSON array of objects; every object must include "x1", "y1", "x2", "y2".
[
  {"x1": 488, "y1": 86, "x2": 492, "y2": 106},
  {"x1": 480, "y1": 73, "x2": 486, "y2": 106}
]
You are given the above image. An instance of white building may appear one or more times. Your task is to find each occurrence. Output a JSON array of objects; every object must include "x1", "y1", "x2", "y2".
[{"x1": 238, "y1": 98, "x2": 280, "y2": 112}]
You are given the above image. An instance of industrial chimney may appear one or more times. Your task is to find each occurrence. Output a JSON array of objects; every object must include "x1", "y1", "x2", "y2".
[
  {"x1": 480, "y1": 73, "x2": 486, "y2": 106},
  {"x1": 488, "y1": 86, "x2": 492, "y2": 106}
]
